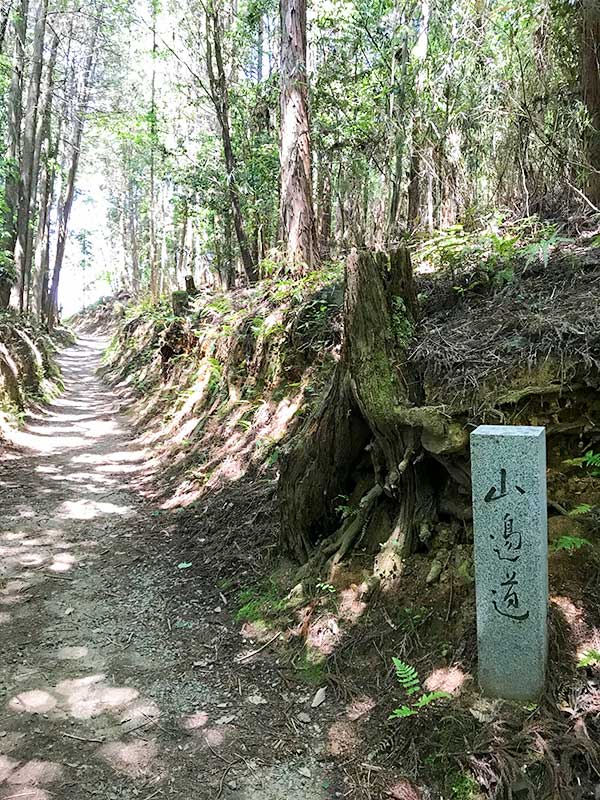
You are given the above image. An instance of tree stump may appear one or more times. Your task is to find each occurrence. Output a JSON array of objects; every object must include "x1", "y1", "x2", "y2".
[
  {"x1": 172, "y1": 290, "x2": 189, "y2": 317},
  {"x1": 279, "y1": 247, "x2": 428, "y2": 584}
]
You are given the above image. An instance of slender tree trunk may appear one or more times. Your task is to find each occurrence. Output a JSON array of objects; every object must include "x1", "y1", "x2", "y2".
[
  {"x1": 257, "y1": 12, "x2": 263, "y2": 83},
  {"x1": 129, "y1": 187, "x2": 141, "y2": 293},
  {"x1": 15, "y1": 0, "x2": 47, "y2": 312},
  {"x1": 0, "y1": 0, "x2": 13, "y2": 53},
  {"x1": 206, "y1": 6, "x2": 258, "y2": 284},
  {"x1": 316, "y1": 150, "x2": 332, "y2": 257},
  {"x1": 387, "y1": 29, "x2": 409, "y2": 240},
  {"x1": 583, "y1": 0, "x2": 600, "y2": 205},
  {"x1": 177, "y1": 202, "x2": 188, "y2": 283},
  {"x1": 149, "y1": 1, "x2": 158, "y2": 297},
  {"x1": 407, "y1": 145, "x2": 420, "y2": 229},
  {"x1": 32, "y1": 35, "x2": 57, "y2": 317},
  {"x1": 33, "y1": 128, "x2": 51, "y2": 318},
  {"x1": 37, "y1": 95, "x2": 62, "y2": 322},
  {"x1": 0, "y1": 0, "x2": 28, "y2": 308},
  {"x1": 279, "y1": 0, "x2": 317, "y2": 272},
  {"x1": 27, "y1": 23, "x2": 57, "y2": 313},
  {"x1": 46, "y1": 17, "x2": 99, "y2": 327},
  {"x1": 406, "y1": 0, "x2": 430, "y2": 231}
]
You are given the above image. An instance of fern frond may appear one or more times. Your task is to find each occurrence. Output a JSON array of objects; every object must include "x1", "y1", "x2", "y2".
[
  {"x1": 569, "y1": 503, "x2": 593, "y2": 517},
  {"x1": 577, "y1": 649, "x2": 600, "y2": 668},
  {"x1": 584, "y1": 450, "x2": 600, "y2": 467},
  {"x1": 563, "y1": 456, "x2": 587, "y2": 467},
  {"x1": 392, "y1": 657, "x2": 421, "y2": 696},
  {"x1": 414, "y1": 691, "x2": 451, "y2": 708},
  {"x1": 388, "y1": 705, "x2": 417, "y2": 719},
  {"x1": 552, "y1": 535, "x2": 592, "y2": 553}
]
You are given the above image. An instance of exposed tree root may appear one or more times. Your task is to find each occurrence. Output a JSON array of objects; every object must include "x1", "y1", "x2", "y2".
[{"x1": 280, "y1": 247, "x2": 440, "y2": 581}]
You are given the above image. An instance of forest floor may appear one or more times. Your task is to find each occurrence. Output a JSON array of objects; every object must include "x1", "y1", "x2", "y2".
[
  {"x1": 0, "y1": 333, "x2": 352, "y2": 800},
  {"x1": 1, "y1": 330, "x2": 599, "y2": 800}
]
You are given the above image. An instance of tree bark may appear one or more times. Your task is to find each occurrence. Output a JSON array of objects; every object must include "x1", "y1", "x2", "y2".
[
  {"x1": 279, "y1": 248, "x2": 423, "y2": 577},
  {"x1": 15, "y1": 0, "x2": 47, "y2": 312},
  {"x1": 206, "y1": 5, "x2": 258, "y2": 285},
  {"x1": 387, "y1": 29, "x2": 409, "y2": 241},
  {"x1": 0, "y1": 0, "x2": 29, "y2": 308},
  {"x1": 46, "y1": 16, "x2": 99, "y2": 327},
  {"x1": 406, "y1": 0, "x2": 430, "y2": 232},
  {"x1": 316, "y1": 150, "x2": 332, "y2": 257},
  {"x1": 0, "y1": 0, "x2": 13, "y2": 54},
  {"x1": 583, "y1": 0, "x2": 600, "y2": 205},
  {"x1": 279, "y1": 0, "x2": 317, "y2": 272},
  {"x1": 32, "y1": 34, "x2": 58, "y2": 318},
  {"x1": 148, "y1": 2, "x2": 158, "y2": 297}
]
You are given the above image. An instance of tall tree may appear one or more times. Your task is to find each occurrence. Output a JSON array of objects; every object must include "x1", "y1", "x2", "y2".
[
  {"x1": 583, "y1": 0, "x2": 600, "y2": 205},
  {"x1": 407, "y1": 0, "x2": 430, "y2": 230},
  {"x1": 206, "y1": 1, "x2": 258, "y2": 284},
  {"x1": 279, "y1": 0, "x2": 317, "y2": 272},
  {"x1": 0, "y1": 0, "x2": 28, "y2": 308},
  {"x1": 148, "y1": 0, "x2": 159, "y2": 297},
  {"x1": 46, "y1": 14, "x2": 100, "y2": 326},
  {"x1": 0, "y1": 0, "x2": 13, "y2": 53},
  {"x1": 15, "y1": 0, "x2": 47, "y2": 311}
]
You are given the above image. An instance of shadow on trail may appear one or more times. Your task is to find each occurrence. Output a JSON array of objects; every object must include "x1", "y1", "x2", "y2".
[{"x1": 0, "y1": 335, "x2": 229, "y2": 800}]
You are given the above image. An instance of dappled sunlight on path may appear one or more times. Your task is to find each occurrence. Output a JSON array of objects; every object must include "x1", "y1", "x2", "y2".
[
  {"x1": 0, "y1": 335, "x2": 173, "y2": 799},
  {"x1": 0, "y1": 334, "x2": 339, "y2": 800}
]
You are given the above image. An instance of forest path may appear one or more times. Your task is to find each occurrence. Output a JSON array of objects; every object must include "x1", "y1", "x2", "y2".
[{"x1": 0, "y1": 335, "x2": 334, "y2": 800}]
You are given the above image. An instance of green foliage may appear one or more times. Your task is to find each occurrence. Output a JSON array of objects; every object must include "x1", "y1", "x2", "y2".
[
  {"x1": 296, "y1": 651, "x2": 326, "y2": 685},
  {"x1": 393, "y1": 658, "x2": 421, "y2": 696},
  {"x1": 0, "y1": 398, "x2": 25, "y2": 427},
  {"x1": 416, "y1": 218, "x2": 572, "y2": 294},
  {"x1": 234, "y1": 578, "x2": 287, "y2": 623},
  {"x1": 569, "y1": 503, "x2": 593, "y2": 517},
  {"x1": 391, "y1": 296, "x2": 414, "y2": 346},
  {"x1": 206, "y1": 357, "x2": 224, "y2": 394},
  {"x1": 551, "y1": 535, "x2": 592, "y2": 554},
  {"x1": 522, "y1": 225, "x2": 572, "y2": 270},
  {"x1": 389, "y1": 658, "x2": 450, "y2": 720},
  {"x1": 583, "y1": 451, "x2": 600, "y2": 477},
  {"x1": 334, "y1": 494, "x2": 357, "y2": 520},
  {"x1": 450, "y1": 773, "x2": 480, "y2": 800},
  {"x1": 577, "y1": 649, "x2": 600, "y2": 668},
  {"x1": 564, "y1": 451, "x2": 600, "y2": 476},
  {"x1": 395, "y1": 606, "x2": 429, "y2": 632},
  {"x1": 316, "y1": 582, "x2": 336, "y2": 594}
]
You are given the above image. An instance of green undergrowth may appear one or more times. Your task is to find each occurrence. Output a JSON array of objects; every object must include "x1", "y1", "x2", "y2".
[
  {"x1": 235, "y1": 577, "x2": 289, "y2": 623},
  {"x1": 295, "y1": 650, "x2": 327, "y2": 685},
  {"x1": 100, "y1": 268, "x2": 344, "y2": 485},
  {"x1": 0, "y1": 312, "x2": 69, "y2": 426},
  {"x1": 414, "y1": 214, "x2": 573, "y2": 291}
]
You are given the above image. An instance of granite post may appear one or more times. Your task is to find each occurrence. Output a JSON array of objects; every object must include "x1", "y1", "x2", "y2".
[{"x1": 470, "y1": 425, "x2": 548, "y2": 700}]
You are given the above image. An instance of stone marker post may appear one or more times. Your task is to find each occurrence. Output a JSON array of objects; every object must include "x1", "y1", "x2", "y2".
[{"x1": 470, "y1": 425, "x2": 548, "y2": 700}]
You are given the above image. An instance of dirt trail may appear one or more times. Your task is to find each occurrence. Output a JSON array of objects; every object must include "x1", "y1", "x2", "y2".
[{"x1": 0, "y1": 335, "x2": 339, "y2": 800}]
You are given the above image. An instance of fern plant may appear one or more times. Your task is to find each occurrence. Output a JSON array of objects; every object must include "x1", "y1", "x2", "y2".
[
  {"x1": 389, "y1": 658, "x2": 450, "y2": 720},
  {"x1": 569, "y1": 503, "x2": 593, "y2": 517},
  {"x1": 578, "y1": 649, "x2": 600, "y2": 668},
  {"x1": 551, "y1": 535, "x2": 592, "y2": 554},
  {"x1": 564, "y1": 450, "x2": 600, "y2": 478}
]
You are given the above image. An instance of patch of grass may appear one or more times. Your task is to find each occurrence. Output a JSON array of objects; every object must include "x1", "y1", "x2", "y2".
[
  {"x1": 295, "y1": 650, "x2": 326, "y2": 685},
  {"x1": 0, "y1": 399, "x2": 25, "y2": 427},
  {"x1": 450, "y1": 773, "x2": 480, "y2": 800},
  {"x1": 234, "y1": 578, "x2": 287, "y2": 623}
]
